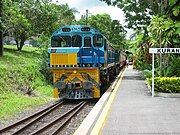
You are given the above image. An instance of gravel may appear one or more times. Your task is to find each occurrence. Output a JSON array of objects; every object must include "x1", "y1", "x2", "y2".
[{"x1": 0, "y1": 99, "x2": 97, "y2": 135}]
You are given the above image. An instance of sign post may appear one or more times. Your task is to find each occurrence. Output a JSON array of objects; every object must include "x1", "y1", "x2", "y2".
[
  {"x1": 152, "y1": 53, "x2": 154, "y2": 97},
  {"x1": 149, "y1": 48, "x2": 180, "y2": 97}
]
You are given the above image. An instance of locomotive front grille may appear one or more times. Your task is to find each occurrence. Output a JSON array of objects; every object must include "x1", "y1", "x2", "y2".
[{"x1": 50, "y1": 53, "x2": 77, "y2": 65}]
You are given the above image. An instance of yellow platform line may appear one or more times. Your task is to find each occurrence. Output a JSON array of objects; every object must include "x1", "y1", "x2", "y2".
[{"x1": 90, "y1": 68, "x2": 127, "y2": 135}]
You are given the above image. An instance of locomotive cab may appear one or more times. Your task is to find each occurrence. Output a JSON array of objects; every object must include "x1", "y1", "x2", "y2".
[{"x1": 48, "y1": 25, "x2": 122, "y2": 99}]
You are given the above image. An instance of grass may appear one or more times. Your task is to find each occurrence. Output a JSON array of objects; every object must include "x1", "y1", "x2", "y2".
[
  {"x1": 0, "y1": 45, "x2": 54, "y2": 119},
  {"x1": 0, "y1": 92, "x2": 50, "y2": 118}
]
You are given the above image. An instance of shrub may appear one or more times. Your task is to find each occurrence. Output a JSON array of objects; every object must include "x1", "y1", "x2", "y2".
[
  {"x1": 147, "y1": 77, "x2": 180, "y2": 93},
  {"x1": 169, "y1": 57, "x2": 180, "y2": 77},
  {"x1": 36, "y1": 34, "x2": 53, "y2": 84},
  {"x1": 141, "y1": 69, "x2": 152, "y2": 79}
]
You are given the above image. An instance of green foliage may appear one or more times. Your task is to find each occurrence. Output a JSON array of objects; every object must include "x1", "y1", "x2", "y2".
[
  {"x1": 167, "y1": 0, "x2": 180, "y2": 19},
  {"x1": 36, "y1": 34, "x2": 53, "y2": 83},
  {"x1": 101, "y1": 0, "x2": 152, "y2": 30},
  {"x1": 101, "y1": 0, "x2": 179, "y2": 30},
  {"x1": 160, "y1": 66, "x2": 173, "y2": 77},
  {"x1": 2, "y1": 0, "x2": 78, "y2": 51},
  {"x1": 129, "y1": 31, "x2": 152, "y2": 71},
  {"x1": 147, "y1": 77, "x2": 180, "y2": 93},
  {"x1": 88, "y1": 14, "x2": 112, "y2": 38},
  {"x1": 0, "y1": 45, "x2": 53, "y2": 95},
  {"x1": 77, "y1": 14, "x2": 126, "y2": 49},
  {"x1": 0, "y1": 45, "x2": 53, "y2": 118},
  {"x1": 0, "y1": 92, "x2": 49, "y2": 118},
  {"x1": 148, "y1": 15, "x2": 180, "y2": 77},
  {"x1": 168, "y1": 56, "x2": 180, "y2": 77},
  {"x1": 3, "y1": 0, "x2": 32, "y2": 50},
  {"x1": 100, "y1": 0, "x2": 179, "y2": 79},
  {"x1": 141, "y1": 70, "x2": 152, "y2": 79},
  {"x1": 149, "y1": 16, "x2": 180, "y2": 47}
]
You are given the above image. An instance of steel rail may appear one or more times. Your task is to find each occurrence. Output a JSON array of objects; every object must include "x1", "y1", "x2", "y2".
[
  {"x1": 30, "y1": 101, "x2": 87, "y2": 135},
  {"x1": 12, "y1": 100, "x2": 65, "y2": 135},
  {"x1": 0, "y1": 99, "x2": 63, "y2": 134},
  {"x1": 51, "y1": 101, "x2": 87, "y2": 135}
]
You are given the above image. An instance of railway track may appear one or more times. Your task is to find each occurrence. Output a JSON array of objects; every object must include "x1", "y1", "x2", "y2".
[{"x1": 0, "y1": 100, "x2": 91, "y2": 135}]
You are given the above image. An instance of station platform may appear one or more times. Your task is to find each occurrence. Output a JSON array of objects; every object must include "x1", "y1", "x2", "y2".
[{"x1": 74, "y1": 65, "x2": 180, "y2": 135}]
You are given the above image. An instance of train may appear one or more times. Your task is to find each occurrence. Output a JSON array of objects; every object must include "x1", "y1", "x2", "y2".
[{"x1": 48, "y1": 25, "x2": 126, "y2": 99}]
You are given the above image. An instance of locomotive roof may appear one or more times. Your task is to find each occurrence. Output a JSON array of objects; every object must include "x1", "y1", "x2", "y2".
[{"x1": 51, "y1": 25, "x2": 106, "y2": 38}]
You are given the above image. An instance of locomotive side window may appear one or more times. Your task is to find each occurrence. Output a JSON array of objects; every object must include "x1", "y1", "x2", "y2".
[
  {"x1": 72, "y1": 35, "x2": 82, "y2": 47},
  {"x1": 84, "y1": 37, "x2": 91, "y2": 47},
  {"x1": 93, "y1": 35, "x2": 103, "y2": 48},
  {"x1": 51, "y1": 36, "x2": 71, "y2": 47}
]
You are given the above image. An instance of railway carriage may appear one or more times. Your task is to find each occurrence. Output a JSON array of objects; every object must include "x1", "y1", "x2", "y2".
[{"x1": 48, "y1": 25, "x2": 125, "y2": 99}]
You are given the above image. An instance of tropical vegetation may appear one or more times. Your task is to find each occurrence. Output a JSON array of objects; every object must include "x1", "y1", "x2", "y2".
[
  {"x1": 1, "y1": 0, "x2": 78, "y2": 51},
  {"x1": 77, "y1": 13, "x2": 127, "y2": 49},
  {"x1": 0, "y1": 0, "x2": 180, "y2": 119},
  {"x1": 0, "y1": 0, "x2": 128, "y2": 118},
  {"x1": 0, "y1": 45, "x2": 53, "y2": 118},
  {"x1": 101, "y1": 0, "x2": 180, "y2": 93},
  {"x1": 147, "y1": 77, "x2": 180, "y2": 93}
]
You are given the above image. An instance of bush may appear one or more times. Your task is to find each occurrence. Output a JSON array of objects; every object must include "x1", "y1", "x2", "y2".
[
  {"x1": 36, "y1": 34, "x2": 53, "y2": 84},
  {"x1": 141, "y1": 69, "x2": 152, "y2": 79},
  {"x1": 147, "y1": 77, "x2": 180, "y2": 93},
  {"x1": 169, "y1": 56, "x2": 180, "y2": 77}
]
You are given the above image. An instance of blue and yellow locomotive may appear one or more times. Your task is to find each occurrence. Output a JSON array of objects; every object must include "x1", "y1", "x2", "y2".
[{"x1": 48, "y1": 25, "x2": 124, "y2": 99}]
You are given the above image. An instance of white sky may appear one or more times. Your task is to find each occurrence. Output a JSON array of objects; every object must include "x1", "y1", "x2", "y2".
[
  {"x1": 53, "y1": 0, "x2": 133, "y2": 38},
  {"x1": 54, "y1": 0, "x2": 126, "y2": 24}
]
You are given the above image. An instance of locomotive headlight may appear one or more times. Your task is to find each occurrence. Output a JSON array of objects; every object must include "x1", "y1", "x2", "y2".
[
  {"x1": 54, "y1": 81, "x2": 66, "y2": 90},
  {"x1": 73, "y1": 70, "x2": 77, "y2": 74},
  {"x1": 55, "y1": 74, "x2": 59, "y2": 78},
  {"x1": 82, "y1": 82, "x2": 92, "y2": 89},
  {"x1": 100, "y1": 64, "x2": 102, "y2": 67}
]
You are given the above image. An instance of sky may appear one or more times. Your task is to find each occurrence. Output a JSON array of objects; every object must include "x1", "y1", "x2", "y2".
[{"x1": 53, "y1": 0, "x2": 126, "y2": 24}]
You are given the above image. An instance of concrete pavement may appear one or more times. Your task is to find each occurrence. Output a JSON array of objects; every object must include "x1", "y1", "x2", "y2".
[{"x1": 101, "y1": 66, "x2": 180, "y2": 135}]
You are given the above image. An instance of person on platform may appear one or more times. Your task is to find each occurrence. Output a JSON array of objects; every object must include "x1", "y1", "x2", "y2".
[{"x1": 126, "y1": 59, "x2": 129, "y2": 67}]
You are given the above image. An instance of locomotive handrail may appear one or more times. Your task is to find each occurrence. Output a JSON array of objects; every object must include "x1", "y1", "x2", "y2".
[
  {"x1": 91, "y1": 46, "x2": 94, "y2": 66},
  {"x1": 98, "y1": 48, "x2": 100, "y2": 68}
]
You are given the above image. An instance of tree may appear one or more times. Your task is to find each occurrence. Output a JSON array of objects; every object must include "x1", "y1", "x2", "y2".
[
  {"x1": 77, "y1": 13, "x2": 126, "y2": 49},
  {"x1": 100, "y1": 0, "x2": 179, "y2": 33},
  {"x1": 58, "y1": 3, "x2": 78, "y2": 25},
  {"x1": 109, "y1": 20, "x2": 126, "y2": 49},
  {"x1": 22, "y1": 2, "x2": 59, "y2": 36},
  {"x1": 100, "y1": 0, "x2": 152, "y2": 31},
  {"x1": 2, "y1": 0, "x2": 78, "y2": 51},
  {"x1": 0, "y1": 0, "x2": 3, "y2": 56},
  {"x1": 3, "y1": 0, "x2": 32, "y2": 50},
  {"x1": 88, "y1": 14, "x2": 112, "y2": 38}
]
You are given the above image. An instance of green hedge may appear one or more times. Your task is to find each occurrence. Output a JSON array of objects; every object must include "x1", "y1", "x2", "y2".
[{"x1": 147, "y1": 77, "x2": 180, "y2": 93}]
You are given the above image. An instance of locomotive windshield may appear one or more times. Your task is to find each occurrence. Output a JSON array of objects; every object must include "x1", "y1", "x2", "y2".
[
  {"x1": 93, "y1": 35, "x2": 103, "y2": 48},
  {"x1": 51, "y1": 35, "x2": 82, "y2": 47},
  {"x1": 72, "y1": 35, "x2": 82, "y2": 47},
  {"x1": 51, "y1": 36, "x2": 71, "y2": 47},
  {"x1": 84, "y1": 37, "x2": 91, "y2": 47}
]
